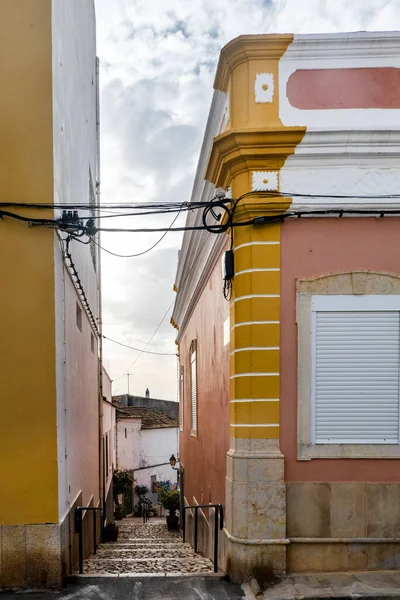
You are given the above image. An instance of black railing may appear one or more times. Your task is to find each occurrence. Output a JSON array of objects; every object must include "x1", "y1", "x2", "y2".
[
  {"x1": 141, "y1": 497, "x2": 152, "y2": 523},
  {"x1": 75, "y1": 506, "x2": 105, "y2": 575},
  {"x1": 183, "y1": 503, "x2": 224, "y2": 573}
]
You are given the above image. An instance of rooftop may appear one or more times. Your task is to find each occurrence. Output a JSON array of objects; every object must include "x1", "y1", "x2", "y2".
[{"x1": 116, "y1": 407, "x2": 179, "y2": 430}]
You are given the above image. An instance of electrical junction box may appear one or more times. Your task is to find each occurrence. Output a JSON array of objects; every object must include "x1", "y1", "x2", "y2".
[{"x1": 222, "y1": 250, "x2": 234, "y2": 280}]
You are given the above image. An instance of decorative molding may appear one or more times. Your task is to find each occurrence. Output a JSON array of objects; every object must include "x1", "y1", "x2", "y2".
[
  {"x1": 279, "y1": 129, "x2": 400, "y2": 211},
  {"x1": 252, "y1": 171, "x2": 278, "y2": 191},
  {"x1": 286, "y1": 129, "x2": 400, "y2": 156},
  {"x1": 224, "y1": 528, "x2": 290, "y2": 545},
  {"x1": 219, "y1": 92, "x2": 230, "y2": 134},
  {"x1": 297, "y1": 271, "x2": 400, "y2": 296},
  {"x1": 255, "y1": 73, "x2": 274, "y2": 103},
  {"x1": 280, "y1": 33, "x2": 400, "y2": 128},
  {"x1": 205, "y1": 127, "x2": 306, "y2": 190},
  {"x1": 214, "y1": 34, "x2": 294, "y2": 92},
  {"x1": 291, "y1": 537, "x2": 400, "y2": 544},
  {"x1": 288, "y1": 31, "x2": 400, "y2": 61}
]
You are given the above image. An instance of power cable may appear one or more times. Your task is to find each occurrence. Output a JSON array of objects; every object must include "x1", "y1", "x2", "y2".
[
  {"x1": 4, "y1": 189, "x2": 400, "y2": 213},
  {"x1": 63, "y1": 236, "x2": 100, "y2": 337},
  {"x1": 92, "y1": 209, "x2": 182, "y2": 258},
  {"x1": 103, "y1": 335, "x2": 177, "y2": 356},
  {"x1": 113, "y1": 231, "x2": 214, "y2": 381}
]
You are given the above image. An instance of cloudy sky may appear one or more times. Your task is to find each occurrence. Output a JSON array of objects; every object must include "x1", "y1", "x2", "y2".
[{"x1": 94, "y1": 0, "x2": 399, "y2": 401}]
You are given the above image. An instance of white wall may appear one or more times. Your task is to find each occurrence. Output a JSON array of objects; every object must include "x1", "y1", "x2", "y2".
[
  {"x1": 52, "y1": 0, "x2": 100, "y2": 522},
  {"x1": 117, "y1": 419, "x2": 142, "y2": 471},
  {"x1": 102, "y1": 368, "x2": 115, "y2": 497},
  {"x1": 116, "y1": 422, "x2": 178, "y2": 501}
]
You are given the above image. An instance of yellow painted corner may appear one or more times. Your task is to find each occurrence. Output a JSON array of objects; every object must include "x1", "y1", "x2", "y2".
[
  {"x1": 230, "y1": 425, "x2": 280, "y2": 439},
  {"x1": 230, "y1": 400, "x2": 280, "y2": 425},
  {"x1": 234, "y1": 270, "x2": 280, "y2": 296},
  {"x1": 231, "y1": 323, "x2": 280, "y2": 351},
  {"x1": 231, "y1": 296, "x2": 280, "y2": 324},
  {"x1": 231, "y1": 348, "x2": 280, "y2": 375},
  {"x1": 234, "y1": 243, "x2": 280, "y2": 272},
  {"x1": 230, "y1": 374, "x2": 280, "y2": 400}
]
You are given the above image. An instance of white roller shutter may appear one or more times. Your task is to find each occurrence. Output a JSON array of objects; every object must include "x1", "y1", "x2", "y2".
[
  {"x1": 313, "y1": 311, "x2": 400, "y2": 444},
  {"x1": 190, "y1": 346, "x2": 197, "y2": 432}
]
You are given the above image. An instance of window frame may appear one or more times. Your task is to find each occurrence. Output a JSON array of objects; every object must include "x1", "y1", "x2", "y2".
[
  {"x1": 296, "y1": 274, "x2": 400, "y2": 461},
  {"x1": 190, "y1": 340, "x2": 198, "y2": 437}
]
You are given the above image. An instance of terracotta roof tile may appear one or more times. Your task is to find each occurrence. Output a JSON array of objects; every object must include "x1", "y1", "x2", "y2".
[{"x1": 116, "y1": 407, "x2": 178, "y2": 429}]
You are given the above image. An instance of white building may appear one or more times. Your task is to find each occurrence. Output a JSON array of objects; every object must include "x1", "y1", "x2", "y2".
[
  {"x1": 116, "y1": 407, "x2": 179, "y2": 510},
  {"x1": 102, "y1": 368, "x2": 116, "y2": 521}
]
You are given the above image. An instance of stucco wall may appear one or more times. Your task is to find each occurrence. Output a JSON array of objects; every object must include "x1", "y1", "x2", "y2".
[
  {"x1": 117, "y1": 419, "x2": 142, "y2": 470},
  {"x1": 117, "y1": 422, "x2": 177, "y2": 472},
  {"x1": 280, "y1": 217, "x2": 400, "y2": 482},
  {"x1": 0, "y1": 0, "x2": 58, "y2": 527},
  {"x1": 179, "y1": 248, "x2": 230, "y2": 509},
  {"x1": 51, "y1": 0, "x2": 100, "y2": 521},
  {"x1": 102, "y1": 369, "x2": 115, "y2": 499}
]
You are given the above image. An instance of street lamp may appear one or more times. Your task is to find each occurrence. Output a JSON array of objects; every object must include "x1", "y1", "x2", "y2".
[{"x1": 169, "y1": 454, "x2": 178, "y2": 470}]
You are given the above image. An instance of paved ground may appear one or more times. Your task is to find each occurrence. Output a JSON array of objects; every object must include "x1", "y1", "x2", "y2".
[
  {"x1": 82, "y1": 518, "x2": 215, "y2": 575},
  {"x1": 263, "y1": 571, "x2": 400, "y2": 599},
  {"x1": 0, "y1": 576, "x2": 245, "y2": 599}
]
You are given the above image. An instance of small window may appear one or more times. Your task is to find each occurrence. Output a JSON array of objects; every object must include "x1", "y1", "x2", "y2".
[
  {"x1": 179, "y1": 365, "x2": 184, "y2": 432},
  {"x1": 91, "y1": 333, "x2": 95, "y2": 353},
  {"x1": 76, "y1": 303, "x2": 82, "y2": 332},
  {"x1": 104, "y1": 433, "x2": 109, "y2": 479},
  {"x1": 190, "y1": 340, "x2": 197, "y2": 435},
  {"x1": 125, "y1": 428, "x2": 127, "y2": 439}
]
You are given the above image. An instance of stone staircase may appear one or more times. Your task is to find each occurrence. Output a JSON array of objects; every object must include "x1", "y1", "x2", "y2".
[{"x1": 82, "y1": 518, "x2": 215, "y2": 576}]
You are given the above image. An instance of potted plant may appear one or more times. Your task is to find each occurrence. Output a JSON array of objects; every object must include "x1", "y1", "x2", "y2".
[
  {"x1": 103, "y1": 521, "x2": 119, "y2": 542},
  {"x1": 159, "y1": 488, "x2": 180, "y2": 530},
  {"x1": 113, "y1": 468, "x2": 134, "y2": 520}
]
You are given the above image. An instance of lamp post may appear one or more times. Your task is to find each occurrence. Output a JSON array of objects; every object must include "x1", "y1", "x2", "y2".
[
  {"x1": 169, "y1": 454, "x2": 181, "y2": 486},
  {"x1": 169, "y1": 454, "x2": 178, "y2": 470}
]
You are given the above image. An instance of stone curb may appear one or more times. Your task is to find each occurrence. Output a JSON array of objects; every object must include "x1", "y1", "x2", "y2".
[{"x1": 68, "y1": 572, "x2": 226, "y2": 580}]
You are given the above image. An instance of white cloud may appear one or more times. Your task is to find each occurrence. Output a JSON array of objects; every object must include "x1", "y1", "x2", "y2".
[{"x1": 95, "y1": 0, "x2": 400, "y2": 400}]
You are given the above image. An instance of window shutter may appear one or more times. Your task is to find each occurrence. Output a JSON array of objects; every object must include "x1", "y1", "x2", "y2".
[
  {"x1": 190, "y1": 344, "x2": 197, "y2": 432},
  {"x1": 313, "y1": 311, "x2": 400, "y2": 444},
  {"x1": 179, "y1": 366, "x2": 184, "y2": 431}
]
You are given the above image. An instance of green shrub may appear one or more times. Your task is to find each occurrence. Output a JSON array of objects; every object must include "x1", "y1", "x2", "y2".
[{"x1": 159, "y1": 488, "x2": 180, "y2": 513}]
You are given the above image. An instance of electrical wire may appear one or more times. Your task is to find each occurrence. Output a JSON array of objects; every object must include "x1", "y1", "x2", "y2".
[
  {"x1": 63, "y1": 236, "x2": 100, "y2": 337},
  {"x1": 103, "y1": 335, "x2": 177, "y2": 356},
  {"x1": 91, "y1": 210, "x2": 182, "y2": 258},
  {"x1": 113, "y1": 231, "x2": 214, "y2": 381},
  {"x1": 4, "y1": 189, "x2": 400, "y2": 213}
]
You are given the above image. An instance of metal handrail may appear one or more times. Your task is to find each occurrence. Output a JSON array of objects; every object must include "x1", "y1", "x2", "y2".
[
  {"x1": 141, "y1": 497, "x2": 152, "y2": 523},
  {"x1": 75, "y1": 506, "x2": 105, "y2": 575},
  {"x1": 183, "y1": 503, "x2": 224, "y2": 573}
]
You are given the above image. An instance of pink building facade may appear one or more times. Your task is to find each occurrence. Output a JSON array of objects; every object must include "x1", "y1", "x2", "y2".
[{"x1": 172, "y1": 32, "x2": 400, "y2": 582}]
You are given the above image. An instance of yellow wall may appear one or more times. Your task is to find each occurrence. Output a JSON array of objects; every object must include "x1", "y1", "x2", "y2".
[{"x1": 0, "y1": 0, "x2": 59, "y2": 524}]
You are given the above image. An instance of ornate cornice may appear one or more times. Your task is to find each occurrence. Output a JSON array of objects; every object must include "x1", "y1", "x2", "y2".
[
  {"x1": 205, "y1": 127, "x2": 306, "y2": 190},
  {"x1": 214, "y1": 34, "x2": 294, "y2": 92}
]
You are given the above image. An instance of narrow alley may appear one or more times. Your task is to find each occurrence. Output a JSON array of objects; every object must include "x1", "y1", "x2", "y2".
[{"x1": 83, "y1": 518, "x2": 215, "y2": 575}]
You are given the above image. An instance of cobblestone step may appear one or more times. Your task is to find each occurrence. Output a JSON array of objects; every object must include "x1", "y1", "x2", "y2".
[
  {"x1": 99, "y1": 542, "x2": 184, "y2": 549},
  {"x1": 95, "y1": 547, "x2": 202, "y2": 559},
  {"x1": 82, "y1": 519, "x2": 215, "y2": 576}
]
